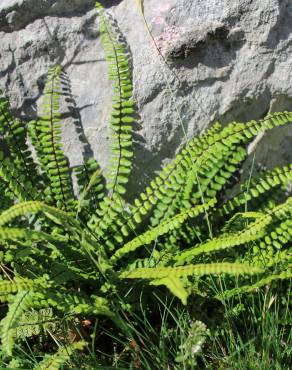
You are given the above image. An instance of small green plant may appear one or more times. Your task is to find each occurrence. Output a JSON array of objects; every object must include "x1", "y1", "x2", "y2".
[
  {"x1": 0, "y1": 2, "x2": 291, "y2": 366},
  {"x1": 175, "y1": 319, "x2": 209, "y2": 366}
]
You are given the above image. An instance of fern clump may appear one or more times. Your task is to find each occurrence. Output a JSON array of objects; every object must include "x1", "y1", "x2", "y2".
[{"x1": 0, "y1": 1, "x2": 291, "y2": 365}]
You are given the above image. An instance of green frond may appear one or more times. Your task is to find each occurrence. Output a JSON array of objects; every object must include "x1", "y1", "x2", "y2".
[
  {"x1": 249, "y1": 218, "x2": 292, "y2": 267},
  {"x1": 85, "y1": 2, "x2": 137, "y2": 247},
  {"x1": 0, "y1": 278, "x2": 48, "y2": 303},
  {"x1": 0, "y1": 290, "x2": 33, "y2": 356},
  {"x1": 120, "y1": 262, "x2": 263, "y2": 280},
  {"x1": 0, "y1": 151, "x2": 36, "y2": 201},
  {"x1": 0, "y1": 226, "x2": 70, "y2": 245},
  {"x1": 175, "y1": 233, "x2": 262, "y2": 266},
  {"x1": 126, "y1": 253, "x2": 170, "y2": 271},
  {"x1": 111, "y1": 199, "x2": 216, "y2": 263},
  {"x1": 97, "y1": 2, "x2": 135, "y2": 197},
  {"x1": 46, "y1": 290, "x2": 114, "y2": 317},
  {"x1": 150, "y1": 144, "x2": 246, "y2": 230},
  {"x1": 218, "y1": 269, "x2": 292, "y2": 299},
  {"x1": 87, "y1": 193, "x2": 129, "y2": 251},
  {"x1": 15, "y1": 308, "x2": 55, "y2": 340},
  {"x1": 220, "y1": 164, "x2": 292, "y2": 215},
  {"x1": 0, "y1": 180, "x2": 14, "y2": 212},
  {"x1": 0, "y1": 92, "x2": 40, "y2": 193},
  {"x1": 119, "y1": 112, "x2": 292, "y2": 235},
  {"x1": 150, "y1": 276, "x2": 189, "y2": 305},
  {"x1": 175, "y1": 197, "x2": 292, "y2": 265},
  {"x1": 183, "y1": 145, "x2": 247, "y2": 205},
  {"x1": 221, "y1": 211, "x2": 265, "y2": 233},
  {"x1": 36, "y1": 341, "x2": 85, "y2": 370},
  {"x1": 35, "y1": 65, "x2": 75, "y2": 212},
  {"x1": 75, "y1": 158, "x2": 105, "y2": 216},
  {"x1": 0, "y1": 201, "x2": 81, "y2": 232}
]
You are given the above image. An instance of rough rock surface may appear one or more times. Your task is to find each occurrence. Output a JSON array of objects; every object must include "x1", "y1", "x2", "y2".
[{"x1": 0, "y1": 0, "x2": 291, "y2": 193}]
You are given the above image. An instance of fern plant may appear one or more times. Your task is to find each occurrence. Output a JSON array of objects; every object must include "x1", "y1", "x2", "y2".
[{"x1": 0, "y1": 1, "x2": 291, "y2": 364}]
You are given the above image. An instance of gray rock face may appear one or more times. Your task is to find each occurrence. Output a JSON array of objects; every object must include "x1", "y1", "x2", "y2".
[{"x1": 0, "y1": 0, "x2": 291, "y2": 193}]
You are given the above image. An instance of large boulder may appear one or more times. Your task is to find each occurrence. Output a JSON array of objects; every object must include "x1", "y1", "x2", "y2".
[{"x1": 0, "y1": 0, "x2": 291, "y2": 193}]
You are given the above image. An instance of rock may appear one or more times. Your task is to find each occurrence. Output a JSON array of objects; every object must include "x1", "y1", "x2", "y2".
[
  {"x1": 0, "y1": 0, "x2": 94, "y2": 32},
  {"x1": 0, "y1": 0, "x2": 291, "y2": 194}
]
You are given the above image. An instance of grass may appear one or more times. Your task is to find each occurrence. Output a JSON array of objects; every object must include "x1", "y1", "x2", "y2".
[
  {"x1": 201, "y1": 279, "x2": 291, "y2": 369},
  {"x1": 2, "y1": 278, "x2": 290, "y2": 369}
]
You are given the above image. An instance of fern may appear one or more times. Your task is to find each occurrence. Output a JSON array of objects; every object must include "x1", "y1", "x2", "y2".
[
  {"x1": 0, "y1": 92, "x2": 40, "y2": 190},
  {"x1": 35, "y1": 341, "x2": 85, "y2": 370},
  {"x1": 0, "y1": 291, "x2": 33, "y2": 356},
  {"x1": 0, "y1": 151, "x2": 36, "y2": 201},
  {"x1": 0, "y1": 278, "x2": 48, "y2": 302},
  {"x1": 0, "y1": 201, "x2": 80, "y2": 231},
  {"x1": 85, "y1": 3, "x2": 136, "y2": 250},
  {"x1": 219, "y1": 164, "x2": 292, "y2": 215},
  {"x1": 217, "y1": 269, "x2": 292, "y2": 299},
  {"x1": 150, "y1": 276, "x2": 189, "y2": 305},
  {"x1": 111, "y1": 199, "x2": 216, "y2": 263},
  {"x1": 107, "y1": 111, "x2": 292, "y2": 241},
  {"x1": 120, "y1": 262, "x2": 262, "y2": 281},
  {"x1": 74, "y1": 158, "x2": 105, "y2": 216},
  {"x1": 175, "y1": 198, "x2": 292, "y2": 265},
  {"x1": 97, "y1": 2, "x2": 134, "y2": 196},
  {"x1": 0, "y1": 2, "x2": 290, "y2": 362},
  {"x1": 34, "y1": 66, "x2": 75, "y2": 212},
  {"x1": 15, "y1": 308, "x2": 55, "y2": 339}
]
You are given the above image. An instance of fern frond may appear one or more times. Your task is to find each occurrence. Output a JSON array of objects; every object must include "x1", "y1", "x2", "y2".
[
  {"x1": 111, "y1": 199, "x2": 216, "y2": 263},
  {"x1": 0, "y1": 201, "x2": 81, "y2": 232},
  {"x1": 218, "y1": 269, "x2": 292, "y2": 299},
  {"x1": 176, "y1": 233, "x2": 262, "y2": 265},
  {"x1": 175, "y1": 197, "x2": 292, "y2": 265},
  {"x1": 126, "y1": 255, "x2": 169, "y2": 271},
  {"x1": 0, "y1": 180, "x2": 13, "y2": 212},
  {"x1": 85, "y1": 3, "x2": 136, "y2": 247},
  {"x1": 0, "y1": 278, "x2": 49, "y2": 303},
  {"x1": 35, "y1": 66, "x2": 75, "y2": 212},
  {"x1": 0, "y1": 151, "x2": 36, "y2": 201},
  {"x1": 150, "y1": 123, "x2": 225, "y2": 225},
  {"x1": 75, "y1": 158, "x2": 105, "y2": 216},
  {"x1": 113, "y1": 112, "x2": 292, "y2": 238},
  {"x1": 249, "y1": 219, "x2": 292, "y2": 267},
  {"x1": 0, "y1": 92, "x2": 40, "y2": 191},
  {"x1": 220, "y1": 164, "x2": 292, "y2": 215},
  {"x1": 15, "y1": 308, "x2": 55, "y2": 339},
  {"x1": 87, "y1": 193, "x2": 129, "y2": 250},
  {"x1": 0, "y1": 226, "x2": 69, "y2": 245},
  {"x1": 97, "y1": 2, "x2": 134, "y2": 196},
  {"x1": 221, "y1": 211, "x2": 264, "y2": 233},
  {"x1": 120, "y1": 262, "x2": 263, "y2": 280},
  {"x1": 0, "y1": 290, "x2": 33, "y2": 356},
  {"x1": 150, "y1": 276, "x2": 189, "y2": 305},
  {"x1": 183, "y1": 145, "x2": 247, "y2": 205},
  {"x1": 45, "y1": 290, "x2": 114, "y2": 317},
  {"x1": 36, "y1": 341, "x2": 85, "y2": 370}
]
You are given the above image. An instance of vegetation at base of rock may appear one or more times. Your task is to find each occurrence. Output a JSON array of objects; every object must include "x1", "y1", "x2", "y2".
[{"x1": 0, "y1": 2, "x2": 291, "y2": 368}]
